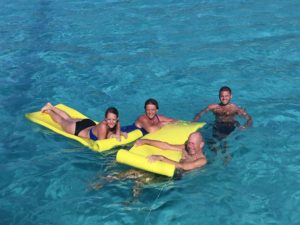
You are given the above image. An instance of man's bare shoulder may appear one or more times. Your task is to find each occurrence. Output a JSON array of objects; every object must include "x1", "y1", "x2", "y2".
[{"x1": 229, "y1": 103, "x2": 243, "y2": 111}]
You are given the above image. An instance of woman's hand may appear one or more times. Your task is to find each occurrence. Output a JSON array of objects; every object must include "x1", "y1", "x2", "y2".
[
  {"x1": 121, "y1": 132, "x2": 128, "y2": 139},
  {"x1": 110, "y1": 134, "x2": 121, "y2": 142}
]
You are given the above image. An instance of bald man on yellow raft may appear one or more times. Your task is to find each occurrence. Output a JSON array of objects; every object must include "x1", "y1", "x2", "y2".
[
  {"x1": 135, "y1": 132, "x2": 207, "y2": 171},
  {"x1": 95, "y1": 131, "x2": 207, "y2": 198}
]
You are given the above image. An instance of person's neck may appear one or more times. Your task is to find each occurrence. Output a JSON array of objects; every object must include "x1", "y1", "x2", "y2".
[
  {"x1": 187, "y1": 150, "x2": 203, "y2": 158},
  {"x1": 148, "y1": 114, "x2": 158, "y2": 121},
  {"x1": 219, "y1": 102, "x2": 230, "y2": 106}
]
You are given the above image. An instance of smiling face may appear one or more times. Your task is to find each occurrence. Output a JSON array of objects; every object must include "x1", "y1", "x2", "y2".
[
  {"x1": 186, "y1": 140, "x2": 197, "y2": 155},
  {"x1": 145, "y1": 103, "x2": 158, "y2": 120},
  {"x1": 219, "y1": 90, "x2": 232, "y2": 106},
  {"x1": 186, "y1": 132, "x2": 204, "y2": 155},
  {"x1": 105, "y1": 112, "x2": 118, "y2": 128}
]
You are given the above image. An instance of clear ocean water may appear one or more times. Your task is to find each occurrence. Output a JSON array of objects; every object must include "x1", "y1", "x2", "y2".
[{"x1": 1, "y1": 0, "x2": 300, "y2": 224}]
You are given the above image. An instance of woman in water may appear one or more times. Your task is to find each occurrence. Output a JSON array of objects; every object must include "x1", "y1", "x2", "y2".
[{"x1": 41, "y1": 103, "x2": 127, "y2": 141}]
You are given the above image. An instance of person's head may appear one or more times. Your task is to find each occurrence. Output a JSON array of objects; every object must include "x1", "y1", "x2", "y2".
[
  {"x1": 219, "y1": 86, "x2": 232, "y2": 106},
  {"x1": 186, "y1": 132, "x2": 205, "y2": 155},
  {"x1": 144, "y1": 98, "x2": 159, "y2": 119},
  {"x1": 105, "y1": 107, "x2": 119, "y2": 128}
]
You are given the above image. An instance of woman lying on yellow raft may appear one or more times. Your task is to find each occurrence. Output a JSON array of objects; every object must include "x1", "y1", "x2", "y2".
[{"x1": 41, "y1": 102, "x2": 127, "y2": 141}]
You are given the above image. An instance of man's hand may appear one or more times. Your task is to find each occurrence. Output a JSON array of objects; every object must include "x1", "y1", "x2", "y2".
[
  {"x1": 135, "y1": 139, "x2": 147, "y2": 147},
  {"x1": 147, "y1": 155, "x2": 162, "y2": 163}
]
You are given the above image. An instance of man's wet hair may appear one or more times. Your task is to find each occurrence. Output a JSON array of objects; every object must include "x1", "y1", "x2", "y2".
[
  {"x1": 144, "y1": 98, "x2": 159, "y2": 109},
  {"x1": 219, "y1": 86, "x2": 232, "y2": 95}
]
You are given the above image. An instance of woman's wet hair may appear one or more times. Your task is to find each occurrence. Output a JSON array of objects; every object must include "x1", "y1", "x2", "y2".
[
  {"x1": 105, "y1": 107, "x2": 119, "y2": 118},
  {"x1": 219, "y1": 86, "x2": 232, "y2": 95},
  {"x1": 144, "y1": 98, "x2": 159, "y2": 109}
]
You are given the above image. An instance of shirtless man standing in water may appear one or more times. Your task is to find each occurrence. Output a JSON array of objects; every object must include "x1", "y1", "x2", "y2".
[{"x1": 193, "y1": 86, "x2": 252, "y2": 139}]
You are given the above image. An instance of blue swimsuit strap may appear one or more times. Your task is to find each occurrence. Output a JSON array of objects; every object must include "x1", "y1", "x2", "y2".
[{"x1": 89, "y1": 128, "x2": 98, "y2": 141}]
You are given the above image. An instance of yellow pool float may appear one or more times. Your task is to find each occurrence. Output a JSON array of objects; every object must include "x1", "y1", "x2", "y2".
[{"x1": 116, "y1": 121, "x2": 205, "y2": 177}]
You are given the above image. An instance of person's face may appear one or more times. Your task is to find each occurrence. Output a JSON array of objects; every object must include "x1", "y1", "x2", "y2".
[
  {"x1": 145, "y1": 104, "x2": 158, "y2": 119},
  {"x1": 219, "y1": 90, "x2": 232, "y2": 105},
  {"x1": 105, "y1": 112, "x2": 118, "y2": 128},
  {"x1": 187, "y1": 136, "x2": 198, "y2": 155}
]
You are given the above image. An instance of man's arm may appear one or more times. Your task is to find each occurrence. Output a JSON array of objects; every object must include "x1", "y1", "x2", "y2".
[
  {"x1": 148, "y1": 155, "x2": 207, "y2": 171},
  {"x1": 193, "y1": 105, "x2": 212, "y2": 122},
  {"x1": 236, "y1": 107, "x2": 253, "y2": 128},
  {"x1": 177, "y1": 157, "x2": 207, "y2": 170},
  {"x1": 135, "y1": 139, "x2": 184, "y2": 151}
]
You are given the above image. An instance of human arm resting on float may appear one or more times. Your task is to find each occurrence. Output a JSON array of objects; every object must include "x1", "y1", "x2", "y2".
[
  {"x1": 115, "y1": 121, "x2": 121, "y2": 136},
  {"x1": 148, "y1": 155, "x2": 207, "y2": 171},
  {"x1": 158, "y1": 115, "x2": 177, "y2": 123},
  {"x1": 110, "y1": 121, "x2": 122, "y2": 141},
  {"x1": 177, "y1": 157, "x2": 207, "y2": 170},
  {"x1": 135, "y1": 139, "x2": 184, "y2": 151}
]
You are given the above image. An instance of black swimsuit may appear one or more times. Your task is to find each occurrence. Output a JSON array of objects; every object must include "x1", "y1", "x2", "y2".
[
  {"x1": 213, "y1": 121, "x2": 237, "y2": 139},
  {"x1": 74, "y1": 119, "x2": 96, "y2": 136}
]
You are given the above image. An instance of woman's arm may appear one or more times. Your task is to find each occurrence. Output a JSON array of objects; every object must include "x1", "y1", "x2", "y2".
[
  {"x1": 109, "y1": 121, "x2": 123, "y2": 141},
  {"x1": 158, "y1": 115, "x2": 177, "y2": 123},
  {"x1": 96, "y1": 122, "x2": 108, "y2": 140},
  {"x1": 115, "y1": 121, "x2": 121, "y2": 136}
]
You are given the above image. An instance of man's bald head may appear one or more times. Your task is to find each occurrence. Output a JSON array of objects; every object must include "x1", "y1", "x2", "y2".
[
  {"x1": 186, "y1": 132, "x2": 204, "y2": 154},
  {"x1": 189, "y1": 132, "x2": 203, "y2": 143}
]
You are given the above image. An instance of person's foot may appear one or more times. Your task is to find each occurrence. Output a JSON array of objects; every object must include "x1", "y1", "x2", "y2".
[
  {"x1": 41, "y1": 102, "x2": 53, "y2": 112},
  {"x1": 41, "y1": 105, "x2": 48, "y2": 113}
]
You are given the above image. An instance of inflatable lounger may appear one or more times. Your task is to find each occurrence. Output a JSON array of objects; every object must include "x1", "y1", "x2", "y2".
[
  {"x1": 25, "y1": 104, "x2": 143, "y2": 152},
  {"x1": 116, "y1": 122, "x2": 205, "y2": 177}
]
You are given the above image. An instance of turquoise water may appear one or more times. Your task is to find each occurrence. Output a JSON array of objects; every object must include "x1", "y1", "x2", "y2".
[{"x1": 1, "y1": 0, "x2": 300, "y2": 224}]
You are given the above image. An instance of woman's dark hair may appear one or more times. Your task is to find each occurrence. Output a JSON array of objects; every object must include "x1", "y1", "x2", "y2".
[
  {"x1": 144, "y1": 98, "x2": 159, "y2": 109},
  {"x1": 105, "y1": 107, "x2": 119, "y2": 118}
]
